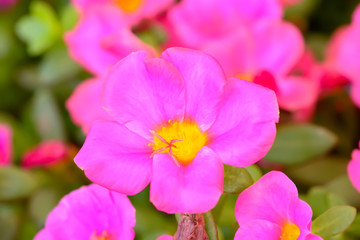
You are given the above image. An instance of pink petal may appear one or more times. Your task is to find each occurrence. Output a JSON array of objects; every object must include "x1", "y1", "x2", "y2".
[
  {"x1": 65, "y1": 7, "x2": 155, "y2": 75},
  {"x1": 161, "y1": 47, "x2": 226, "y2": 130},
  {"x1": 351, "y1": 81, "x2": 360, "y2": 107},
  {"x1": 208, "y1": 79, "x2": 279, "y2": 167},
  {"x1": 101, "y1": 51, "x2": 185, "y2": 139},
  {"x1": 66, "y1": 78, "x2": 111, "y2": 133},
  {"x1": 35, "y1": 184, "x2": 135, "y2": 240},
  {"x1": 253, "y1": 19, "x2": 304, "y2": 76},
  {"x1": 22, "y1": 140, "x2": 69, "y2": 168},
  {"x1": 233, "y1": 0, "x2": 282, "y2": 23},
  {"x1": 0, "y1": 124, "x2": 12, "y2": 165},
  {"x1": 348, "y1": 146, "x2": 360, "y2": 192},
  {"x1": 156, "y1": 235, "x2": 173, "y2": 240},
  {"x1": 276, "y1": 76, "x2": 319, "y2": 111},
  {"x1": 234, "y1": 220, "x2": 281, "y2": 240},
  {"x1": 74, "y1": 121, "x2": 152, "y2": 195},
  {"x1": 288, "y1": 199, "x2": 314, "y2": 236},
  {"x1": 353, "y1": 4, "x2": 360, "y2": 25},
  {"x1": 235, "y1": 171, "x2": 300, "y2": 225},
  {"x1": 150, "y1": 147, "x2": 223, "y2": 213}
]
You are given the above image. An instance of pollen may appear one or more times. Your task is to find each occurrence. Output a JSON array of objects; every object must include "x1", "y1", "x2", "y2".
[
  {"x1": 113, "y1": 0, "x2": 142, "y2": 12},
  {"x1": 150, "y1": 121, "x2": 207, "y2": 166},
  {"x1": 236, "y1": 73, "x2": 254, "y2": 82},
  {"x1": 90, "y1": 230, "x2": 115, "y2": 240},
  {"x1": 280, "y1": 222, "x2": 300, "y2": 240}
]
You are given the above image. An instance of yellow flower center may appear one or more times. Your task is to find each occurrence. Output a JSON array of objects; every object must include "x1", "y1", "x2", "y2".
[
  {"x1": 150, "y1": 120, "x2": 207, "y2": 166},
  {"x1": 236, "y1": 73, "x2": 254, "y2": 82},
  {"x1": 280, "y1": 222, "x2": 300, "y2": 240},
  {"x1": 90, "y1": 231, "x2": 115, "y2": 240},
  {"x1": 113, "y1": 0, "x2": 142, "y2": 12}
]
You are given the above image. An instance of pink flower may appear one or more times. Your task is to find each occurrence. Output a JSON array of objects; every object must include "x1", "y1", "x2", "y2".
[
  {"x1": 166, "y1": 0, "x2": 307, "y2": 111},
  {"x1": 0, "y1": 124, "x2": 12, "y2": 166},
  {"x1": 66, "y1": 78, "x2": 111, "y2": 133},
  {"x1": 75, "y1": 48, "x2": 279, "y2": 213},
  {"x1": 22, "y1": 140, "x2": 72, "y2": 168},
  {"x1": 65, "y1": 6, "x2": 157, "y2": 75},
  {"x1": 34, "y1": 184, "x2": 135, "y2": 240},
  {"x1": 348, "y1": 142, "x2": 360, "y2": 192},
  {"x1": 325, "y1": 4, "x2": 360, "y2": 107},
  {"x1": 235, "y1": 171, "x2": 322, "y2": 240},
  {"x1": 156, "y1": 235, "x2": 172, "y2": 240},
  {"x1": 0, "y1": 0, "x2": 17, "y2": 9}
]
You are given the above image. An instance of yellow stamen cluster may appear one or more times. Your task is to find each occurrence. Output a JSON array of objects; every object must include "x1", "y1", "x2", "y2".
[
  {"x1": 150, "y1": 120, "x2": 207, "y2": 165},
  {"x1": 236, "y1": 73, "x2": 254, "y2": 82},
  {"x1": 90, "y1": 231, "x2": 115, "y2": 240},
  {"x1": 113, "y1": 0, "x2": 142, "y2": 12},
  {"x1": 280, "y1": 222, "x2": 300, "y2": 240}
]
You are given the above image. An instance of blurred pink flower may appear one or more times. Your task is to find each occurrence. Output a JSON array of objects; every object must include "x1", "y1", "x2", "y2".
[
  {"x1": 34, "y1": 184, "x2": 135, "y2": 240},
  {"x1": 348, "y1": 142, "x2": 360, "y2": 192},
  {"x1": 235, "y1": 171, "x2": 322, "y2": 240},
  {"x1": 65, "y1": 6, "x2": 158, "y2": 75},
  {"x1": 325, "y1": 4, "x2": 360, "y2": 107},
  {"x1": 22, "y1": 140, "x2": 72, "y2": 168},
  {"x1": 166, "y1": 0, "x2": 308, "y2": 112},
  {"x1": 0, "y1": 0, "x2": 17, "y2": 9},
  {"x1": 66, "y1": 78, "x2": 111, "y2": 133},
  {"x1": 156, "y1": 235, "x2": 172, "y2": 240},
  {"x1": 0, "y1": 124, "x2": 12, "y2": 165},
  {"x1": 75, "y1": 48, "x2": 279, "y2": 213}
]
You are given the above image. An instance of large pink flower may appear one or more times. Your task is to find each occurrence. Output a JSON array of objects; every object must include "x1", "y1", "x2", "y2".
[
  {"x1": 166, "y1": 0, "x2": 307, "y2": 112},
  {"x1": 325, "y1": 4, "x2": 360, "y2": 107},
  {"x1": 75, "y1": 48, "x2": 279, "y2": 213},
  {"x1": 235, "y1": 171, "x2": 322, "y2": 240},
  {"x1": 348, "y1": 142, "x2": 360, "y2": 192},
  {"x1": 34, "y1": 184, "x2": 135, "y2": 240},
  {"x1": 0, "y1": 124, "x2": 12, "y2": 166}
]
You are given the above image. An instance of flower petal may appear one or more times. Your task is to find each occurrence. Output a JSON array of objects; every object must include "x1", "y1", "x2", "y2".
[
  {"x1": 351, "y1": 81, "x2": 360, "y2": 107},
  {"x1": 348, "y1": 146, "x2": 360, "y2": 192},
  {"x1": 235, "y1": 171, "x2": 299, "y2": 224},
  {"x1": 66, "y1": 78, "x2": 111, "y2": 133},
  {"x1": 75, "y1": 121, "x2": 152, "y2": 195},
  {"x1": 35, "y1": 184, "x2": 135, "y2": 240},
  {"x1": 253, "y1": 19, "x2": 304, "y2": 76},
  {"x1": 234, "y1": 220, "x2": 281, "y2": 240},
  {"x1": 150, "y1": 147, "x2": 223, "y2": 213},
  {"x1": 0, "y1": 124, "x2": 12, "y2": 165},
  {"x1": 161, "y1": 47, "x2": 226, "y2": 130},
  {"x1": 101, "y1": 51, "x2": 185, "y2": 139},
  {"x1": 208, "y1": 79, "x2": 279, "y2": 167}
]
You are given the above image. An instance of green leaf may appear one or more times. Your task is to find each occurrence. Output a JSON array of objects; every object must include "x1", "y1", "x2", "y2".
[
  {"x1": 223, "y1": 165, "x2": 254, "y2": 194},
  {"x1": 0, "y1": 204, "x2": 18, "y2": 240},
  {"x1": 31, "y1": 89, "x2": 66, "y2": 140},
  {"x1": 347, "y1": 214, "x2": 360, "y2": 237},
  {"x1": 306, "y1": 187, "x2": 346, "y2": 218},
  {"x1": 265, "y1": 124, "x2": 337, "y2": 165},
  {"x1": 38, "y1": 45, "x2": 80, "y2": 85},
  {"x1": 60, "y1": 4, "x2": 78, "y2": 31},
  {"x1": 15, "y1": 1, "x2": 62, "y2": 56},
  {"x1": 204, "y1": 212, "x2": 218, "y2": 240},
  {"x1": 0, "y1": 167, "x2": 38, "y2": 200},
  {"x1": 29, "y1": 189, "x2": 60, "y2": 227},
  {"x1": 312, "y1": 206, "x2": 357, "y2": 238},
  {"x1": 325, "y1": 176, "x2": 360, "y2": 208},
  {"x1": 286, "y1": 157, "x2": 347, "y2": 186}
]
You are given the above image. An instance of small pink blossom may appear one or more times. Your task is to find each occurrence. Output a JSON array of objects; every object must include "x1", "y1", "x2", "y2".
[
  {"x1": 348, "y1": 142, "x2": 360, "y2": 192},
  {"x1": 235, "y1": 171, "x2": 322, "y2": 240},
  {"x1": 166, "y1": 0, "x2": 308, "y2": 112},
  {"x1": 66, "y1": 78, "x2": 111, "y2": 133},
  {"x1": 34, "y1": 184, "x2": 136, "y2": 240},
  {"x1": 0, "y1": 0, "x2": 17, "y2": 9},
  {"x1": 22, "y1": 140, "x2": 72, "y2": 168},
  {"x1": 75, "y1": 48, "x2": 279, "y2": 213},
  {"x1": 0, "y1": 124, "x2": 12, "y2": 166},
  {"x1": 325, "y1": 4, "x2": 360, "y2": 107}
]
